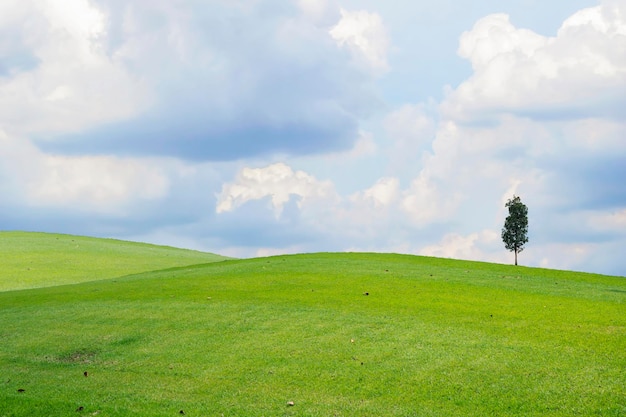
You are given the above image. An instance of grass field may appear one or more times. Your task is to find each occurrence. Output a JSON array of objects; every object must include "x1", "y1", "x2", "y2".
[
  {"x1": 0, "y1": 231, "x2": 228, "y2": 291},
  {"x1": 1, "y1": 234, "x2": 625, "y2": 416}
]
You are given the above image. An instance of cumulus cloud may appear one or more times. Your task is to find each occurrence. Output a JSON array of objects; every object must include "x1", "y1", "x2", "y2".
[
  {"x1": 329, "y1": 8, "x2": 391, "y2": 73},
  {"x1": 0, "y1": 0, "x2": 150, "y2": 136},
  {"x1": 214, "y1": 161, "x2": 464, "y2": 256},
  {"x1": 10, "y1": 0, "x2": 387, "y2": 161},
  {"x1": 216, "y1": 163, "x2": 336, "y2": 216},
  {"x1": 401, "y1": 172, "x2": 463, "y2": 228},
  {"x1": 420, "y1": 230, "x2": 504, "y2": 263},
  {"x1": 444, "y1": 2, "x2": 626, "y2": 121},
  {"x1": 351, "y1": 177, "x2": 399, "y2": 208},
  {"x1": 0, "y1": 130, "x2": 170, "y2": 214}
]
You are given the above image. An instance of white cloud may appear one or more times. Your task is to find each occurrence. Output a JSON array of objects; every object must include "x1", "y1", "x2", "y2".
[
  {"x1": 0, "y1": 130, "x2": 170, "y2": 214},
  {"x1": 27, "y1": 155, "x2": 170, "y2": 212},
  {"x1": 1, "y1": 0, "x2": 387, "y2": 161},
  {"x1": 501, "y1": 179, "x2": 523, "y2": 206},
  {"x1": 531, "y1": 242, "x2": 597, "y2": 271},
  {"x1": 41, "y1": 0, "x2": 106, "y2": 40},
  {"x1": 559, "y1": 117, "x2": 626, "y2": 153},
  {"x1": 420, "y1": 230, "x2": 504, "y2": 263},
  {"x1": 255, "y1": 245, "x2": 305, "y2": 258},
  {"x1": 401, "y1": 172, "x2": 463, "y2": 227},
  {"x1": 350, "y1": 177, "x2": 399, "y2": 208},
  {"x1": 458, "y1": 13, "x2": 547, "y2": 72},
  {"x1": 347, "y1": 131, "x2": 378, "y2": 158},
  {"x1": 0, "y1": 0, "x2": 150, "y2": 136},
  {"x1": 330, "y1": 8, "x2": 391, "y2": 73},
  {"x1": 216, "y1": 163, "x2": 336, "y2": 217},
  {"x1": 298, "y1": 0, "x2": 340, "y2": 25},
  {"x1": 559, "y1": 1, "x2": 626, "y2": 38},
  {"x1": 444, "y1": 2, "x2": 626, "y2": 121}
]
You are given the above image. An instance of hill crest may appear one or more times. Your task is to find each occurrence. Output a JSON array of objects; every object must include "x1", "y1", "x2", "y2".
[{"x1": 0, "y1": 231, "x2": 229, "y2": 292}]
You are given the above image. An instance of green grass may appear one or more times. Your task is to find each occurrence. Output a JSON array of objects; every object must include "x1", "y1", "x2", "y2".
[
  {"x1": 0, "y1": 231, "x2": 229, "y2": 291},
  {"x1": 0, "y1": 236, "x2": 625, "y2": 416}
]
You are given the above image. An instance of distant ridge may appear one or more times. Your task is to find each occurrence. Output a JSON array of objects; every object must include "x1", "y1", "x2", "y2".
[{"x1": 0, "y1": 231, "x2": 230, "y2": 292}]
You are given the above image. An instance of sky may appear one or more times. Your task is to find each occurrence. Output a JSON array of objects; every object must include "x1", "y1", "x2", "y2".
[{"x1": 1, "y1": 0, "x2": 625, "y2": 276}]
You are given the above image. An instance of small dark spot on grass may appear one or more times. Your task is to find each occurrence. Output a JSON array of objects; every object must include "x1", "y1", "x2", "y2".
[
  {"x1": 112, "y1": 336, "x2": 140, "y2": 346},
  {"x1": 76, "y1": 406, "x2": 84, "y2": 412},
  {"x1": 84, "y1": 371, "x2": 88, "y2": 377},
  {"x1": 179, "y1": 410, "x2": 185, "y2": 414},
  {"x1": 55, "y1": 349, "x2": 98, "y2": 364},
  {"x1": 17, "y1": 388, "x2": 25, "y2": 393},
  {"x1": 363, "y1": 292, "x2": 369, "y2": 296}
]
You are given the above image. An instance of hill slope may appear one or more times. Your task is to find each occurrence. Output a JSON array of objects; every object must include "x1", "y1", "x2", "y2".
[
  {"x1": 0, "y1": 231, "x2": 229, "y2": 291},
  {"x1": 1, "y1": 251, "x2": 624, "y2": 416}
]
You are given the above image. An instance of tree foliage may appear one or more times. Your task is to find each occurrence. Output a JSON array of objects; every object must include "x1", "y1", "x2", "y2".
[{"x1": 502, "y1": 195, "x2": 529, "y2": 266}]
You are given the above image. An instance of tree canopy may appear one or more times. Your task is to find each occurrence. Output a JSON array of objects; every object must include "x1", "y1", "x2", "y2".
[{"x1": 502, "y1": 195, "x2": 529, "y2": 266}]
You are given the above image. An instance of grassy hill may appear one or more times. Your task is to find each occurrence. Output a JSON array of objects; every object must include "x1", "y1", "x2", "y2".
[
  {"x1": 0, "y1": 236, "x2": 624, "y2": 416},
  {"x1": 0, "y1": 231, "x2": 229, "y2": 291}
]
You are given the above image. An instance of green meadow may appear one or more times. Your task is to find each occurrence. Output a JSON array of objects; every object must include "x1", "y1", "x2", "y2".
[
  {"x1": 0, "y1": 232, "x2": 228, "y2": 291},
  {"x1": 1, "y1": 233, "x2": 624, "y2": 416}
]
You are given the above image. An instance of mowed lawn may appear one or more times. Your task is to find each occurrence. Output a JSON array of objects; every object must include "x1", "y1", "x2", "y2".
[
  {"x1": 0, "y1": 240, "x2": 625, "y2": 416},
  {"x1": 0, "y1": 231, "x2": 229, "y2": 291}
]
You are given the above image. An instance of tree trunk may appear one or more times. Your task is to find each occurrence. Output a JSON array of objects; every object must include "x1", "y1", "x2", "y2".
[{"x1": 515, "y1": 249, "x2": 518, "y2": 266}]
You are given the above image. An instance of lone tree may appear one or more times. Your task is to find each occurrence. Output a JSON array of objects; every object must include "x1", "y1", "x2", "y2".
[{"x1": 501, "y1": 195, "x2": 529, "y2": 266}]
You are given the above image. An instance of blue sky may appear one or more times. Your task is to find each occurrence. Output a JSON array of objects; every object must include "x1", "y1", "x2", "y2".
[{"x1": 1, "y1": 0, "x2": 625, "y2": 275}]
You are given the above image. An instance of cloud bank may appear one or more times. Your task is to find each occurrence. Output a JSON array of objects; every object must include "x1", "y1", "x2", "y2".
[{"x1": 1, "y1": 0, "x2": 389, "y2": 160}]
